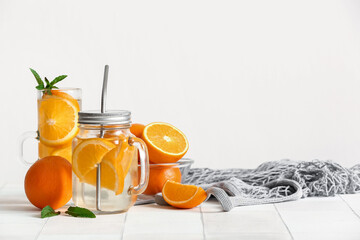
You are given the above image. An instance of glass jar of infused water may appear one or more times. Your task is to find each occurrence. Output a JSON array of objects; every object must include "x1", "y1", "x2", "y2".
[{"x1": 72, "y1": 110, "x2": 149, "y2": 213}]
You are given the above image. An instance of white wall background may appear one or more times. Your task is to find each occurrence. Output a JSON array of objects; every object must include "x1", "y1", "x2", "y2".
[{"x1": 1, "y1": 0, "x2": 360, "y2": 184}]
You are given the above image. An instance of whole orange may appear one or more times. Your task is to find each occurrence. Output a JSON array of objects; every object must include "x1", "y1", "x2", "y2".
[
  {"x1": 130, "y1": 123, "x2": 145, "y2": 138},
  {"x1": 142, "y1": 166, "x2": 182, "y2": 195},
  {"x1": 24, "y1": 156, "x2": 72, "y2": 209}
]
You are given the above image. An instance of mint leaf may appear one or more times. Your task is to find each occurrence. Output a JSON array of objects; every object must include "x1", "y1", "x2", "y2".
[
  {"x1": 30, "y1": 68, "x2": 68, "y2": 94},
  {"x1": 50, "y1": 75, "x2": 67, "y2": 87},
  {"x1": 44, "y1": 77, "x2": 52, "y2": 95},
  {"x1": 44, "y1": 77, "x2": 50, "y2": 88},
  {"x1": 30, "y1": 68, "x2": 44, "y2": 89},
  {"x1": 41, "y1": 205, "x2": 60, "y2": 218},
  {"x1": 65, "y1": 206, "x2": 96, "y2": 218}
]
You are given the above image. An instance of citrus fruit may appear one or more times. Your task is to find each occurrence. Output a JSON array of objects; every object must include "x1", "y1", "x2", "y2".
[
  {"x1": 43, "y1": 90, "x2": 80, "y2": 111},
  {"x1": 83, "y1": 138, "x2": 136, "y2": 195},
  {"x1": 72, "y1": 138, "x2": 115, "y2": 180},
  {"x1": 83, "y1": 152, "x2": 125, "y2": 195},
  {"x1": 162, "y1": 180, "x2": 207, "y2": 209},
  {"x1": 24, "y1": 156, "x2": 72, "y2": 209},
  {"x1": 141, "y1": 122, "x2": 189, "y2": 163},
  {"x1": 130, "y1": 124, "x2": 145, "y2": 163},
  {"x1": 38, "y1": 94, "x2": 79, "y2": 147},
  {"x1": 38, "y1": 142, "x2": 54, "y2": 158},
  {"x1": 142, "y1": 166, "x2": 181, "y2": 195},
  {"x1": 130, "y1": 123, "x2": 145, "y2": 138},
  {"x1": 52, "y1": 144, "x2": 73, "y2": 163}
]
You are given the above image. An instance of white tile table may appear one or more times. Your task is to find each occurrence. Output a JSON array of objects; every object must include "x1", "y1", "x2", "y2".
[{"x1": 1, "y1": 183, "x2": 360, "y2": 240}]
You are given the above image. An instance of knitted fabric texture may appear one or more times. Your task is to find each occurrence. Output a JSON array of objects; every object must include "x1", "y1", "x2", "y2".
[
  {"x1": 178, "y1": 159, "x2": 360, "y2": 211},
  {"x1": 185, "y1": 159, "x2": 360, "y2": 197}
]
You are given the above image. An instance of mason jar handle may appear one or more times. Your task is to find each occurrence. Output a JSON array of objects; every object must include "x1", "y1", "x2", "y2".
[
  {"x1": 129, "y1": 137, "x2": 149, "y2": 195},
  {"x1": 18, "y1": 131, "x2": 39, "y2": 166}
]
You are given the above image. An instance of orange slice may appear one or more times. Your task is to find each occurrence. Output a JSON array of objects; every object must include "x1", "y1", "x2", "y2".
[
  {"x1": 162, "y1": 180, "x2": 207, "y2": 209},
  {"x1": 85, "y1": 138, "x2": 136, "y2": 195},
  {"x1": 72, "y1": 138, "x2": 115, "y2": 180},
  {"x1": 52, "y1": 144, "x2": 73, "y2": 164},
  {"x1": 83, "y1": 152, "x2": 125, "y2": 195},
  {"x1": 108, "y1": 137, "x2": 136, "y2": 177},
  {"x1": 142, "y1": 122, "x2": 189, "y2": 163},
  {"x1": 79, "y1": 138, "x2": 135, "y2": 195},
  {"x1": 38, "y1": 142, "x2": 54, "y2": 158},
  {"x1": 43, "y1": 90, "x2": 80, "y2": 111},
  {"x1": 38, "y1": 95, "x2": 79, "y2": 146}
]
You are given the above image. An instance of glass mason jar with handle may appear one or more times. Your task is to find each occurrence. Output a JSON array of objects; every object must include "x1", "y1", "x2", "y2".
[
  {"x1": 72, "y1": 110, "x2": 149, "y2": 213},
  {"x1": 18, "y1": 88, "x2": 82, "y2": 165}
]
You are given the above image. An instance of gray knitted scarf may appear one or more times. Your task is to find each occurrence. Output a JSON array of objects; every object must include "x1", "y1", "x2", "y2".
[{"x1": 137, "y1": 160, "x2": 360, "y2": 211}]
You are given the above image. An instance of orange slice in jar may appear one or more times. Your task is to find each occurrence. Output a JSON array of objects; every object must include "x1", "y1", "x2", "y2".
[
  {"x1": 38, "y1": 94, "x2": 79, "y2": 147},
  {"x1": 83, "y1": 154, "x2": 125, "y2": 195},
  {"x1": 43, "y1": 90, "x2": 80, "y2": 111},
  {"x1": 83, "y1": 138, "x2": 136, "y2": 195},
  {"x1": 72, "y1": 138, "x2": 115, "y2": 180}
]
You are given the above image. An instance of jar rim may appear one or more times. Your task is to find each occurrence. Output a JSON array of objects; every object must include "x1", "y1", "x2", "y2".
[{"x1": 78, "y1": 110, "x2": 131, "y2": 125}]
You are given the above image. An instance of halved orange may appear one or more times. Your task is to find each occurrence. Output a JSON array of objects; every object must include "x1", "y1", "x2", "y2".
[
  {"x1": 38, "y1": 95, "x2": 79, "y2": 146},
  {"x1": 142, "y1": 122, "x2": 189, "y2": 163},
  {"x1": 72, "y1": 138, "x2": 115, "y2": 180},
  {"x1": 162, "y1": 180, "x2": 207, "y2": 209}
]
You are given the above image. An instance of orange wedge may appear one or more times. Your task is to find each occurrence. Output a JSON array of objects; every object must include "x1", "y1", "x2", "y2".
[
  {"x1": 38, "y1": 95, "x2": 79, "y2": 146},
  {"x1": 72, "y1": 138, "x2": 115, "y2": 180},
  {"x1": 162, "y1": 180, "x2": 207, "y2": 209},
  {"x1": 142, "y1": 122, "x2": 189, "y2": 163}
]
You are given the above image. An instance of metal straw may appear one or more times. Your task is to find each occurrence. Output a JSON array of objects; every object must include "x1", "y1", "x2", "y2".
[
  {"x1": 101, "y1": 65, "x2": 109, "y2": 116},
  {"x1": 96, "y1": 65, "x2": 109, "y2": 211}
]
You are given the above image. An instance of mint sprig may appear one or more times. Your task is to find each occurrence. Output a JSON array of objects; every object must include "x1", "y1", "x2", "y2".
[
  {"x1": 41, "y1": 205, "x2": 60, "y2": 218},
  {"x1": 65, "y1": 206, "x2": 96, "y2": 218},
  {"x1": 30, "y1": 68, "x2": 67, "y2": 95},
  {"x1": 40, "y1": 206, "x2": 96, "y2": 219}
]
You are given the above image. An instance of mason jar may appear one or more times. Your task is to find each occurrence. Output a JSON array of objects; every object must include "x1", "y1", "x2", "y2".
[{"x1": 72, "y1": 110, "x2": 149, "y2": 213}]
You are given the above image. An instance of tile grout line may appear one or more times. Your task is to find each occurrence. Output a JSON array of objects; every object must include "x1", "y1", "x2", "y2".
[
  {"x1": 338, "y1": 195, "x2": 360, "y2": 221},
  {"x1": 199, "y1": 206, "x2": 206, "y2": 240},
  {"x1": 34, "y1": 217, "x2": 49, "y2": 240},
  {"x1": 120, "y1": 212, "x2": 128, "y2": 240},
  {"x1": 273, "y1": 204, "x2": 294, "y2": 240}
]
